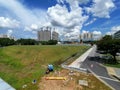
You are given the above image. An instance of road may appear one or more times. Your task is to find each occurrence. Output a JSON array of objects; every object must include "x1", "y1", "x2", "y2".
[{"x1": 80, "y1": 45, "x2": 120, "y2": 90}]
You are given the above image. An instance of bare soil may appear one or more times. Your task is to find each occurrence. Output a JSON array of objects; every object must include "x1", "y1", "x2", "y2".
[{"x1": 38, "y1": 69, "x2": 111, "y2": 90}]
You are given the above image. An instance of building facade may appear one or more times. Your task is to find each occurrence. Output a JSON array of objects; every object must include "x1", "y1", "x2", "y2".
[
  {"x1": 38, "y1": 30, "x2": 51, "y2": 41},
  {"x1": 80, "y1": 32, "x2": 93, "y2": 41},
  {"x1": 37, "y1": 27, "x2": 59, "y2": 41},
  {"x1": 52, "y1": 31, "x2": 59, "y2": 41},
  {"x1": 0, "y1": 34, "x2": 8, "y2": 38},
  {"x1": 114, "y1": 30, "x2": 120, "y2": 39}
]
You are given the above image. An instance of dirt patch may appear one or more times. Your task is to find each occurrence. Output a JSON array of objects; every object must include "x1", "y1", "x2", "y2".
[
  {"x1": 38, "y1": 69, "x2": 111, "y2": 90},
  {"x1": 38, "y1": 69, "x2": 83, "y2": 90}
]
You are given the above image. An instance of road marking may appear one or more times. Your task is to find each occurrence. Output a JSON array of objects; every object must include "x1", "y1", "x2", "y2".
[{"x1": 98, "y1": 76, "x2": 120, "y2": 82}]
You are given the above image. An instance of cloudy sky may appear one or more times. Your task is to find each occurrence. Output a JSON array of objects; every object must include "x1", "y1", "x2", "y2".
[{"x1": 0, "y1": 0, "x2": 120, "y2": 40}]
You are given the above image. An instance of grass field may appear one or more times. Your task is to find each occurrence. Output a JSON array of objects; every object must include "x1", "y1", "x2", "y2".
[
  {"x1": 105, "y1": 63, "x2": 120, "y2": 68},
  {"x1": 0, "y1": 45, "x2": 90, "y2": 90}
]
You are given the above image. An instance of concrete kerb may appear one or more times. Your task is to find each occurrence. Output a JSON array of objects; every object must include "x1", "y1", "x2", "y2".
[
  {"x1": 88, "y1": 68, "x2": 115, "y2": 90},
  {"x1": 61, "y1": 46, "x2": 94, "y2": 73},
  {"x1": 61, "y1": 64, "x2": 88, "y2": 74}
]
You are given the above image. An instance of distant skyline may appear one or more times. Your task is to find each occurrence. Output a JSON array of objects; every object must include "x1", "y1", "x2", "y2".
[{"x1": 0, "y1": 0, "x2": 120, "y2": 40}]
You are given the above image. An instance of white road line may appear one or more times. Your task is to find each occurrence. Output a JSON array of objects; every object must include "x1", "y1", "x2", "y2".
[{"x1": 98, "y1": 76, "x2": 120, "y2": 82}]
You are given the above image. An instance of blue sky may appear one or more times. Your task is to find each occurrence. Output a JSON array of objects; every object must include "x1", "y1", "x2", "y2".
[{"x1": 0, "y1": 0, "x2": 120, "y2": 40}]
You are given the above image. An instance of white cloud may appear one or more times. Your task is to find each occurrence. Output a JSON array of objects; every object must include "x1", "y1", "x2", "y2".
[
  {"x1": 82, "y1": 30, "x2": 89, "y2": 33},
  {"x1": 0, "y1": 0, "x2": 116, "y2": 40},
  {"x1": 85, "y1": 0, "x2": 115, "y2": 18},
  {"x1": 106, "y1": 25, "x2": 120, "y2": 35},
  {"x1": 84, "y1": 18, "x2": 96, "y2": 26},
  {"x1": 47, "y1": 4, "x2": 88, "y2": 40},
  {"x1": 57, "y1": 0, "x2": 90, "y2": 6},
  {"x1": 0, "y1": 17, "x2": 19, "y2": 28},
  {"x1": 56, "y1": 0, "x2": 90, "y2": 11},
  {"x1": 24, "y1": 26, "x2": 31, "y2": 32},
  {"x1": 106, "y1": 31, "x2": 112, "y2": 35},
  {"x1": 57, "y1": 0, "x2": 65, "y2": 4},
  {"x1": 30, "y1": 24, "x2": 39, "y2": 30},
  {"x1": 93, "y1": 30, "x2": 102, "y2": 35},
  {"x1": 0, "y1": 0, "x2": 50, "y2": 39},
  {"x1": 7, "y1": 29, "x2": 13, "y2": 36},
  {"x1": 81, "y1": 30, "x2": 101, "y2": 35},
  {"x1": 111, "y1": 25, "x2": 120, "y2": 33},
  {"x1": 0, "y1": 0, "x2": 48, "y2": 26},
  {"x1": 92, "y1": 30, "x2": 102, "y2": 40}
]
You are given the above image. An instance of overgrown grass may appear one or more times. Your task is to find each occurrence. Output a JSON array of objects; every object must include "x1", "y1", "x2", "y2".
[{"x1": 0, "y1": 45, "x2": 90, "y2": 90}]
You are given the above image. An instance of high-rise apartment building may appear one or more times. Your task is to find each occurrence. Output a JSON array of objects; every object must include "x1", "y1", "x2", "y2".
[
  {"x1": 52, "y1": 31, "x2": 59, "y2": 41},
  {"x1": 80, "y1": 32, "x2": 93, "y2": 41},
  {"x1": 37, "y1": 27, "x2": 59, "y2": 41},
  {"x1": 0, "y1": 34, "x2": 8, "y2": 38},
  {"x1": 38, "y1": 30, "x2": 51, "y2": 41},
  {"x1": 114, "y1": 30, "x2": 120, "y2": 39}
]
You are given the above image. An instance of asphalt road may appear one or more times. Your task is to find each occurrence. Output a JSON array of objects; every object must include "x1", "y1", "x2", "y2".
[{"x1": 81, "y1": 45, "x2": 120, "y2": 90}]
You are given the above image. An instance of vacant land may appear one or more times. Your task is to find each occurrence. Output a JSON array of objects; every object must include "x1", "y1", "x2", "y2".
[
  {"x1": 39, "y1": 69, "x2": 111, "y2": 90},
  {"x1": 0, "y1": 45, "x2": 89, "y2": 90}
]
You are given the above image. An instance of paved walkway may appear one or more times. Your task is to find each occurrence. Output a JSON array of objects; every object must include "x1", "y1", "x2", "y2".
[
  {"x1": 68, "y1": 45, "x2": 94, "y2": 68},
  {"x1": 68, "y1": 45, "x2": 120, "y2": 90},
  {"x1": 107, "y1": 67, "x2": 120, "y2": 79}
]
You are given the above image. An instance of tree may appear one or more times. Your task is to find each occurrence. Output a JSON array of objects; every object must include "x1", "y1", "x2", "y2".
[
  {"x1": 48, "y1": 40, "x2": 57, "y2": 45},
  {"x1": 40, "y1": 41, "x2": 48, "y2": 45},
  {"x1": 40, "y1": 40, "x2": 57, "y2": 45},
  {"x1": 16, "y1": 38, "x2": 38, "y2": 45},
  {"x1": 0, "y1": 38, "x2": 15, "y2": 47},
  {"x1": 97, "y1": 35, "x2": 120, "y2": 63},
  {"x1": 101, "y1": 35, "x2": 112, "y2": 40}
]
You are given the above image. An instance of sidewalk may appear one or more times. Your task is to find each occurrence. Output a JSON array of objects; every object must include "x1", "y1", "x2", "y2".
[
  {"x1": 68, "y1": 46, "x2": 94, "y2": 68},
  {"x1": 107, "y1": 67, "x2": 120, "y2": 80}
]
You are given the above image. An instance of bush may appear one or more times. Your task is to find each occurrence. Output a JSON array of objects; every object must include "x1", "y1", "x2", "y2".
[
  {"x1": 0, "y1": 38, "x2": 15, "y2": 47},
  {"x1": 16, "y1": 38, "x2": 38, "y2": 45},
  {"x1": 40, "y1": 40, "x2": 57, "y2": 45}
]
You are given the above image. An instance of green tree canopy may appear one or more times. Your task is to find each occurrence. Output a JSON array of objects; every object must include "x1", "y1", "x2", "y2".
[
  {"x1": 0, "y1": 38, "x2": 15, "y2": 47},
  {"x1": 16, "y1": 38, "x2": 38, "y2": 45},
  {"x1": 40, "y1": 40, "x2": 57, "y2": 45},
  {"x1": 97, "y1": 35, "x2": 120, "y2": 63}
]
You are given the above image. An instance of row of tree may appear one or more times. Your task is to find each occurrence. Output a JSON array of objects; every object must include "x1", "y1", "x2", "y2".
[
  {"x1": 0, "y1": 38, "x2": 15, "y2": 47},
  {"x1": 0, "y1": 38, "x2": 58, "y2": 47},
  {"x1": 96, "y1": 35, "x2": 120, "y2": 63},
  {"x1": 40, "y1": 40, "x2": 58, "y2": 45}
]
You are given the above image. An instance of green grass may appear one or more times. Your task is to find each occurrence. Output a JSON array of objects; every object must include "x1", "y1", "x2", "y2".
[
  {"x1": 100, "y1": 54, "x2": 120, "y2": 68},
  {"x1": 105, "y1": 64, "x2": 120, "y2": 68},
  {"x1": 0, "y1": 45, "x2": 90, "y2": 90}
]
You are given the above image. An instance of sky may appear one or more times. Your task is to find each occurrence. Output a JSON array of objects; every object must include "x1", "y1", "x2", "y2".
[{"x1": 0, "y1": 0, "x2": 120, "y2": 40}]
